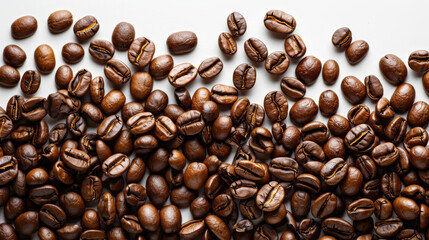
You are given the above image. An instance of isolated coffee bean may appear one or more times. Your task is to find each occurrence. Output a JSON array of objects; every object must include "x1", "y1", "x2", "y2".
[
  {"x1": 364, "y1": 75, "x2": 383, "y2": 101},
  {"x1": 346, "y1": 40, "x2": 369, "y2": 65},
  {"x1": 34, "y1": 44, "x2": 55, "y2": 74},
  {"x1": 128, "y1": 37, "x2": 155, "y2": 68},
  {"x1": 48, "y1": 10, "x2": 73, "y2": 33},
  {"x1": 198, "y1": 57, "x2": 223, "y2": 79},
  {"x1": 168, "y1": 63, "x2": 197, "y2": 87},
  {"x1": 218, "y1": 32, "x2": 237, "y2": 55},
  {"x1": 408, "y1": 50, "x2": 429, "y2": 72},
  {"x1": 89, "y1": 39, "x2": 115, "y2": 62},
  {"x1": 227, "y1": 12, "x2": 247, "y2": 36},
  {"x1": 112, "y1": 22, "x2": 135, "y2": 51},
  {"x1": 73, "y1": 15, "x2": 99, "y2": 41},
  {"x1": 295, "y1": 56, "x2": 322, "y2": 86},
  {"x1": 244, "y1": 37, "x2": 268, "y2": 62},
  {"x1": 256, "y1": 181, "x2": 285, "y2": 212},
  {"x1": 264, "y1": 91, "x2": 288, "y2": 122},
  {"x1": 284, "y1": 34, "x2": 306, "y2": 59},
  {"x1": 341, "y1": 76, "x2": 366, "y2": 104},
  {"x1": 167, "y1": 31, "x2": 198, "y2": 55},
  {"x1": 264, "y1": 9, "x2": 296, "y2": 34},
  {"x1": 104, "y1": 59, "x2": 131, "y2": 85},
  {"x1": 20, "y1": 70, "x2": 40, "y2": 95},
  {"x1": 311, "y1": 192, "x2": 337, "y2": 219},
  {"x1": 62, "y1": 42, "x2": 84, "y2": 64},
  {"x1": 332, "y1": 27, "x2": 352, "y2": 49},
  {"x1": 322, "y1": 59, "x2": 340, "y2": 85},
  {"x1": 11, "y1": 15, "x2": 37, "y2": 39},
  {"x1": 280, "y1": 77, "x2": 306, "y2": 100},
  {"x1": 379, "y1": 54, "x2": 408, "y2": 85},
  {"x1": 3, "y1": 44, "x2": 26, "y2": 67}
]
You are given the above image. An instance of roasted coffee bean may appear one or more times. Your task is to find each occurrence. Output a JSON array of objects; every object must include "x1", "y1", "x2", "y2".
[
  {"x1": 47, "y1": 10, "x2": 73, "y2": 33},
  {"x1": 0, "y1": 156, "x2": 18, "y2": 185},
  {"x1": 254, "y1": 224, "x2": 278, "y2": 240},
  {"x1": 104, "y1": 59, "x2": 131, "y2": 85},
  {"x1": 298, "y1": 218, "x2": 320, "y2": 240},
  {"x1": 128, "y1": 37, "x2": 155, "y2": 67},
  {"x1": 145, "y1": 89, "x2": 168, "y2": 115},
  {"x1": 61, "y1": 147, "x2": 90, "y2": 172},
  {"x1": 25, "y1": 167, "x2": 48, "y2": 186},
  {"x1": 291, "y1": 190, "x2": 311, "y2": 219},
  {"x1": 311, "y1": 192, "x2": 337, "y2": 219},
  {"x1": 149, "y1": 54, "x2": 174, "y2": 80},
  {"x1": 66, "y1": 113, "x2": 86, "y2": 137},
  {"x1": 341, "y1": 75, "x2": 366, "y2": 104},
  {"x1": 211, "y1": 84, "x2": 238, "y2": 105},
  {"x1": 345, "y1": 124, "x2": 376, "y2": 153},
  {"x1": 393, "y1": 196, "x2": 419, "y2": 220},
  {"x1": 407, "y1": 101, "x2": 429, "y2": 127},
  {"x1": 3, "y1": 44, "x2": 26, "y2": 67},
  {"x1": 404, "y1": 127, "x2": 428, "y2": 152},
  {"x1": 356, "y1": 155, "x2": 377, "y2": 180},
  {"x1": 0, "y1": 223, "x2": 17, "y2": 240},
  {"x1": 249, "y1": 127, "x2": 274, "y2": 155},
  {"x1": 184, "y1": 162, "x2": 208, "y2": 190},
  {"x1": 319, "y1": 90, "x2": 339, "y2": 117},
  {"x1": 200, "y1": 101, "x2": 219, "y2": 123},
  {"x1": 374, "y1": 218, "x2": 403, "y2": 238},
  {"x1": 89, "y1": 39, "x2": 115, "y2": 62},
  {"x1": 321, "y1": 158, "x2": 348, "y2": 185},
  {"x1": 346, "y1": 198, "x2": 374, "y2": 221},
  {"x1": 398, "y1": 229, "x2": 423, "y2": 240},
  {"x1": 73, "y1": 15, "x2": 99, "y2": 41},
  {"x1": 168, "y1": 63, "x2": 197, "y2": 87},
  {"x1": 47, "y1": 90, "x2": 80, "y2": 117},
  {"x1": 20, "y1": 70, "x2": 40, "y2": 95},
  {"x1": 408, "y1": 49, "x2": 429, "y2": 72},
  {"x1": 284, "y1": 34, "x2": 306, "y2": 59},
  {"x1": 120, "y1": 215, "x2": 142, "y2": 234},
  {"x1": 234, "y1": 160, "x2": 265, "y2": 181},
  {"x1": 67, "y1": 68, "x2": 91, "y2": 98},
  {"x1": 218, "y1": 32, "x2": 237, "y2": 55},
  {"x1": 180, "y1": 219, "x2": 206, "y2": 239},
  {"x1": 264, "y1": 91, "x2": 288, "y2": 122},
  {"x1": 39, "y1": 204, "x2": 66, "y2": 229},
  {"x1": 212, "y1": 193, "x2": 234, "y2": 217},
  {"x1": 380, "y1": 54, "x2": 408, "y2": 85},
  {"x1": 101, "y1": 90, "x2": 126, "y2": 115},
  {"x1": 244, "y1": 37, "x2": 268, "y2": 62},
  {"x1": 0, "y1": 65, "x2": 20, "y2": 88},
  {"x1": 198, "y1": 57, "x2": 223, "y2": 79},
  {"x1": 322, "y1": 59, "x2": 340, "y2": 85},
  {"x1": 375, "y1": 97, "x2": 395, "y2": 119},
  {"x1": 229, "y1": 179, "x2": 257, "y2": 199},
  {"x1": 6, "y1": 95, "x2": 23, "y2": 121},
  {"x1": 271, "y1": 122, "x2": 286, "y2": 143},
  {"x1": 154, "y1": 116, "x2": 177, "y2": 141},
  {"x1": 34, "y1": 44, "x2": 55, "y2": 74},
  {"x1": 29, "y1": 185, "x2": 59, "y2": 205},
  {"x1": 269, "y1": 157, "x2": 298, "y2": 181},
  {"x1": 102, "y1": 153, "x2": 130, "y2": 178},
  {"x1": 321, "y1": 217, "x2": 354, "y2": 240},
  {"x1": 97, "y1": 193, "x2": 116, "y2": 226},
  {"x1": 171, "y1": 185, "x2": 197, "y2": 208},
  {"x1": 227, "y1": 12, "x2": 246, "y2": 36},
  {"x1": 264, "y1": 9, "x2": 296, "y2": 34},
  {"x1": 80, "y1": 230, "x2": 106, "y2": 239},
  {"x1": 121, "y1": 102, "x2": 145, "y2": 123},
  {"x1": 371, "y1": 142, "x2": 399, "y2": 167},
  {"x1": 390, "y1": 83, "x2": 415, "y2": 113},
  {"x1": 385, "y1": 116, "x2": 407, "y2": 145},
  {"x1": 256, "y1": 181, "x2": 285, "y2": 212},
  {"x1": 167, "y1": 31, "x2": 198, "y2": 55},
  {"x1": 381, "y1": 172, "x2": 401, "y2": 199},
  {"x1": 81, "y1": 175, "x2": 102, "y2": 202},
  {"x1": 11, "y1": 15, "x2": 37, "y2": 39},
  {"x1": 97, "y1": 115, "x2": 123, "y2": 141},
  {"x1": 22, "y1": 97, "x2": 47, "y2": 121},
  {"x1": 332, "y1": 27, "x2": 352, "y2": 49},
  {"x1": 176, "y1": 110, "x2": 204, "y2": 136},
  {"x1": 62, "y1": 42, "x2": 84, "y2": 64},
  {"x1": 409, "y1": 145, "x2": 429, "y2": 170},
  {"x1": 340, "y1": 166, "x2": 364, "y2": 196},
  {"x1": 265, "y1": 51, "x2": 290, "y2": 74},
  {"x1": 295, "y1": 141, "x2": 324, "y2": 165},
  {"x1": 124, "y1": 183, "x2": 147, "y2": 207},
  {"x1": 295, "y1": 56, "x2": 322, "y2": 86},
  {"x1": 301, "y1": 121, "x2": 329, "y2": 145},
  {"x1": 233, "y1": 63, "x2": 256, "y2": 90},
  {"x1": 289, "y1": 97, "x2": 318, "y2": 126},
  {"x1": 15, "y1": 211, "x2": 40, "y2": 236},
  {"x1": 364, "y1": 75, "x2": 383, "y2": 101},
  {"x1": 347, "y1": 104, "x2": 370, "y2": 125},
  {"x1": 346, "y1": 40, "x2": 369, "y2": 65},
  {"x1": 374, "y1": 198, "x2": 393, "y2": 220},
  {"x1": 134, "y1": 134, "x2": 158, "y2": 155},
  {"x1": 112, "y1": 22, "x2": 135, "y2": 51},
  {"x1": 280, "y1": 77, "x2": 306, "y2": 100}
]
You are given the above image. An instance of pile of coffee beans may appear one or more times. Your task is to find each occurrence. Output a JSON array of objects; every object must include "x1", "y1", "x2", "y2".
[{"x1": 0, "y1": 8, "x2": 428, "y2": 240}]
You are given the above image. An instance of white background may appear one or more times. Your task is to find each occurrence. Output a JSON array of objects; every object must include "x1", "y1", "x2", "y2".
[{"x1": 1, "y1": 0, "x2": 429, "y2": 238}]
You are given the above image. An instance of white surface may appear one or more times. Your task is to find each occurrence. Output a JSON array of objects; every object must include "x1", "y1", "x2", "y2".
[{"x1": 1, "y1": 0, "x2": 429, "y2": 238}]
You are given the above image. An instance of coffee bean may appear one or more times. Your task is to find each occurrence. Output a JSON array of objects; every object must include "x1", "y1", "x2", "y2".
[
  {"x1": 6, "y1": 95, "x2": 23, "y2": 121},
  {"x1": 322, "y1": 59, "x2": 340, "y2": 85},
  {"x1": 205, "y1": 215, "x2": 231, "y2": 240},
  {"x1": 11, "y1": 15, "x2": 37, "y2": 39},
  {"x1": 311, "y1": 192, "x2": 337, "y2": 219},
  {"x1": 29, "y1": 185, "x2": 59, "y2": 205},
  {"x1": 321, "y1": 217, "x2": 354, "y2": 240},
  {"x1": 244, "y1": 37, "x2": 268, "y2": 62},
  {"x1": 407, "y1": 101, "x2": 429, "y2": 127},
  {"x1": 347, "y1": 104, "x2": 370, "y2": 125},
  {"x1": 149, "y1": 54, "x2": 174, "y2": 80},
  {"x1": 321, "y1": 158, "x2": 348, "y2": 185},
  {"x1": 97, "y1": 192, "x2": 116, "y2": 226},
  {"x1": 393, "y1": 196, "x2": 419, "y2": 220},
  {"x1": 289, "y1": 97, "x2": 318, "y2": 126},
  {"x1": 319, "y1": 90, "x2": 339, "y2": 117},
  {"x1": 264, "y1": 9, "x2": 296, "y2": 34},
  {"x1": 68, "y1": 68, "x2": 91, "y2": 98},
  {"x1": 62, "y1": 42, "x2": 84, "y2": 64},
  {"x1": 346, "y1": 198, "x2": 374, "y2": 221},
  {"x1": 80, "y1": 230, "x2": 106, "y2": 239},
  {"x1": 404, "y1": 127, "x2": 428, "y2": 152},
  {"x1": 104, "y1": 59, "x2": 131, "y2": 85},
  {"x1": 346, "y1": 40, "x2": 369, "y2": 64},
  {"x1": 128, "y1": 37, "x2": 155, "y2": 67},
  {"x1": 269, "y1": 157, "x2": 298, "y2": 181},
  {"x1": 34, "y1": 44, "x2": 55, "y2": 74},
  {"x1": 167, "y1": 31, "x2": 197, "y2": 55},
  {"x1": 0, "y1": 223, "x2": 17, "y2": 240},
  {"x1": 89, "y1": 39, "x2": 115, "y2": 62},
  {"x1": 385, "y1": 116, "x2": 407, "y2": 145},
  {"x1": 379, "y1": 54, "x2": 407, "y2": 85},
  {"x1": 15, "y1": 211, "x2": 40, "y2": 236},
  {"x1": 256, "y1": 181, "x2": 285, "y2": 212},
  {"x1": 381, "y1": 172, "x2": 401, "y2": 199},
  {"x1": 0, "y1": 65, "x2": 20, "y2": 87},
  {"x1": 374, "y1": 218, "x2": 403, "y2": 238},
  {"x1": 390, "y1": 83, "x2": 415, "y2": 113},
  {"x1": 73, "y1": 15, "x2": 99, "y2": 41},
  {"x1": 198, "y1": 57, "x2": 223, "y2": 79},
  {"x1": 280, "y1": 77, "x2": 306, "y2": 100},
  {"x1": 265, "y1": 51, "x2": 290, "y2": 74},
  {"x1": 423, "y1": 72, "x2": 429, "y2": 95},
  {"x1": 332, "y1": 27, "x2": 352, "y2": 49},
  {"x1": 3, "y1": 44, "x2": 26, "y2": 67},
  {"x1": 20, "y1": 70, "x2": 41, "y2": 95},
  {"x1": 112, "y1": 22, "x2": 135, "y2": 51},
  {"x1": 55, "y1": 65, "x2": 73, "y2": 89},
  {"x1": 264, "y1": 91, "x2": 288, "y2": 122},
  {"x1": 227, "y1": 12, "x2": 246, "y2": 36},
  {"x1": 249, "y1": 127, "x2": 274, "y2": 155},
  {"x1": 48, "y1": 10, "x2": 73, "y2": 33},
  {"x1": 211, "y1": 84, "x2": 238, "y2": 105},
  {"x1": 408, "y1": 50, "x2": 429, "y2": 72},
  {"x1": 341, "y1": 75, "x2": 366, "y2": 104},
  {"x1": 39, "y1": 203, "x2": 66, "y2": 229},
  {"x1": 345, "y1": 124, "x2": 376, "y2": 153},
  {"x1": 218, "y1": 32, "x2": 237, "y2": 55},
  {"x1": 295, "y1": 56, "x2": 321, "y2": 86},
  {"x1": 97, "y1": 114, "x2": 123, "y2": 141},
  {"x1": 364, "y1": 75, "x2": 383, "y2": 101},
  {"x1": 284, "y1": 34, "x2": 306, "y2": 58},
  {"x1": 0, "y1": 156, "x2": 18, "y2": 185},
  {"x1": 168, "y1": 63, "x2": 197, "y2": 87},
  {"x1": 180, "y1": 219, "x2": 205, "y2": 239}
]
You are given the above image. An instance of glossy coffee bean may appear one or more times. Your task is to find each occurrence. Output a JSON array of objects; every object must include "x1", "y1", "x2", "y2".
[
  {"x1": 244, "y1": 37, "x2": 268, "y2": 62},
  {"x1": 233, "y1": 63, "x2": 256, "y2": 90},
  {"x1": 321, "y1": 217, "x2": 354, "y2": 240},
  {"x1": 104, "y1": 59, "x2": 131, "y2": 85},
  {"x1": 264, "y1": 91, "x2": 288, "y2": 122},
  {"x1": 295, "y1": 56, "x2": 322, "y2": 86},
  {"x1": 322, "y1": 59, "x2": 340, "y2": 85},
  {"x1": 341, "y1": 76, "x2": 366, "y2": 104},
  {"x1": 364, "y1": 75, "x2": 383, "y2": 101},
  {"x1": 346, "y1": 40, "x2": 369, "y2": 65},
  {"x1": 407, "y1": 101, "x2": 429, "y2": 127},
  {"x1": 198, "y1": 57, "x2": 223, "y2": 79},
  {"x1": 205, "y1": 215, "x2": 231, "y2": 240},
  {"x1": 211, "y1": 84, "x2": 238, "y2": 105},
  {"x1": 20, "y1": 70, "x2": 41, "y2": 95},
  {"x1": 408, "y1": 50, "x2": 429, "y2": 72},
  {"x1": 167, "y1": 31, "x2": 197, "y2": 54},
  {"x1": 374, "y1": 218, "x2": 403, "y2": 238},
  {"x1": 0, "y1": 65, "x2": 20, "y2": 87},
  {"x1": 390, "y1": 83, "x2": 415, "y2": 113},
  {"x1": 256, "y1": 181, "x2": 285, "y2": 212},
  {"x1": 284, "y1": 34, "x2": 306, "y2": 59},
  {"x1": 62, "y1": 42, "x2": 84, "y2": 64},
  {"x1": 34, "y1": 44, "x2": 55, "y2": 74},
  {"x1": 128, "y1": 37, "x2": 155, "y2": 67},
  {"x1": 3, "y1": 44, "x2": 26, "y2": 67},
  {"x1": 265, "y1": 51, "x2": 290, "y2": 74},
  {"x1": 321, "y1": 158, "x2": 348, "y2": 185},
  {"x1": 11, "y1": 15, "x2": 37, "y2": 39},
  {"x1": 47, "y1": 10, "x2": 73, "y2": 33},
  {"x1": 15, "y1": 211, "x2": 40, "y2": 236},
  {"x1": 89, "y1": 39, "x2": 115, "y2": 62},
  {"x1": 332, "y1": 27, "x2": 352, "y2": 49},
  {"x1": 291, "y1": 190, "x2": 311, "y2": 218},
  {"x1": 149, "y1": 55, "x2": 174, "y2": 80},
  {"x1": 289, "y1": 98, "x2": 318, "y2": 126},
  {"x1": 311, "y1": 192, "x2": 337, "y2": 219},
  {"x1": 112, "y1": 22, "x2": 135, "y2": 51},
  {"x1": 39, "y1": 204, "x2": 66, "y2": 229},
  {"x1": 280, "y1": 77, "x2": 306, "y2": 100},
  {"x1": 218, "y1": 32, "x2": 237, "y2": 55},
  {"x1": 73, "y1": 15, "x2": 99, "y2": 41},
  {"x1": 319, "y1": 90, "x2": 339, "y2": 117},
  {"x1": 168, "y1": 63, "x2": 197, "y2": 87},
  {"x1": 264, "y1": 9, "x2": 296, "y2": 34},
  {"x1": 227, "y1": 12, "x2": 246, "y2": 36},
  {"x1": 346, "y1": 198, "x2": 374, "y2": 221},
  {"x1": 380, "y1": 54, "x2": 408, "y2": 85}
]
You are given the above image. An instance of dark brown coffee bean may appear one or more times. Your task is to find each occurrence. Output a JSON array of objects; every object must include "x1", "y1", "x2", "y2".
[
  {"x1": 120, "y1": 215, "x2": 142, "y2": 234},
  {"x1": 34, "y1": 44, "x2": 55, "y2": 74},
  {"x1": 256, "y1": 181, "x2": 285, "y2": 212},
  {"x1": 134, "y1": 134, "x2": 158, "y2": 155},
  {"x1": 289, "y1": 97, "x2": 318, "y2": 127},
  {"x1": 149, "y1": 54, "x2": 174, "y2": 80},
  {"x1": 81, "y1": 175, "x2": 102, "y2": 202},
  {"x1": 311, "y1": 192, "x2": 337, "y2": 219},
  {"x1": 318, "y1": 90, "x2": 339, "y2": 117},
  {"x1": 244, "y1": 37, "x2": 268, "y2": 62},
  {"x1": 332, "y1": 27, "x2": 352, "y2": 49},
  {"x1": 322, "y1": 59, "x2": 340, "y2": 85},
  {"x1": 112, "y1": 22, "x2": 135, "y2": 51},
  {"x1": 321, "y1": 217, "x2": 354, "y2": 240},
  {"x1": 184, "y1": 162, "x2": 208, "y2": 190},
  {"x1": 97, "y1": 192, "x2": 115, "y2": 226},
  {"x1": 104, "y1": 59, "x2": 131, "y2": 85},
  {"x1": 390, "y1": 83, "x2": 415, "y2": 113},
  {"x1": 264, "y1": 9, "x2": 296, "y2": 34},
  {"x1": 39, "y1": 204, "x2": 66, "y2": 229},
  {"x1": 80, "y1": 230, "x2": 106, "y2": 240},
  {"x1": 364, "y1": 75, "x2": 383, "y2": 101},
  {"x1": 218, "y1": 32, "x2": 237, "y2": 55},
  {"x1": 407, "y1": 101, "x2": 429, "y2": 127},
  {"x1": 3, "y1": 44, "x2": 26, "y2": 67},
  {"x1": 166, "y1": 31, "x2": 197, "y2": 54},
  {"x1": 374, "y1": 218, "x2": 403, "y2": 238},
  {"x1": 385, "y1": 116, "x2": 407, "y2": 145},
  {"x1": 11, "y1": 15, "x2": 37, "y2": 39},
  {"x1": 101, "y1": 89, "x2": 126, "y2": 115},
  {"x1": 269, "y1": 157, "x2": 298, "y2": 181},
  {"x1": 295, "y1": 56, "x2": 322, "y2": 86},
  {"x1": 232, "y1": 63, "x2": 256, "y2": 90},
  {"x1": 15, "y1": 211, "x2": 40, "y2": 236},
  {"x1": 128, "y1": 37, "x2": 155, "y2": 67},
  {"x1": 341, "y1": 75, "x2": 366, "y2": 104},
  {"x1": 66, "y1": 112, "x2": 86, "y2": 137},
  {"x1": 97, "y1": 114, "x2": 123, "y2": 141},
  {"x1": 102, "y1": 153, "x2": 130, "y2": 178},
  {"x1": 229, "y1": 179, "x2": 257, "y2": 199},
  {"x1": 180, "y1": 219, "x2": 205, "y2": 239},
  {"x1": 55, "y1": 65, "x2": 73, "y2": 89},
  {"x1": 346, "y1": 40, "x2": 369, "y2": 65},
  {"x1": 22, "y1": 97, "x2": 47, "y2": 121},
  {"x1": 227, "y1": 12, "x2": 246, "y2": 36},
  {"x1": 301, "y1": 121, "x2": 329, "y2": 145},
  {"x1": 48, "y1": 10, "x2": 73, "y2": 33},
  {"x1": 284, "y1": 34, "x2": 306, "y2": 58},
  {"x1": 0, "y1": 65, "x2": 20, "y2": 87},
  {"x1": 124, "y1": 183, "x2": 147, "y2": 207},
  {"x1": 89, "y1": 39, "x2": 115, "y2": 62},
  {"x1": 61, "y1": 147, "x2": 90, "y2": 172},
  {"x1": 265, "y1": 51, "x2": 290, "y2": 74},
  {"x1": 67, "y1": 68, "x2": 91, "y2": 98},
  {"x1": 408, "y1": 50, "x2": 429, "y2": 72},
  {"x1": 176, "y1": 110, "x2": 204, "y2": 136},
  {"x1": 6, "y1": 95, "x2": 23, "y2": 121},
  {"x1": 345, "y1": 124, "x2": 376, "y2": 153},
  {"x1": 346, "y1": 198, "x2": 374, "y2": 221},
  {"x1": 0, "y1": 156, "x2": 18, "y2": 185},
  {"x1": 62, "y1": 42, "x2": 84, "y2": 64},
  {"x1": 393, "y1": 196, "x2": 419, "y2": 220},
  {"x1": 264, "y1": 91, "x2": 288, "y2": 122},
  {"x1": 198, "y1": 57, "x2": 223, "y2": 79},
  {"x1": 374, "y1": 198, "x2": 393, "y2": 220},
  {"x1": 381, "y1": 172, "x2": 401, "y2": 199},
  {"x1": 321, "y1": 157, "x2": 349, "y2": 185},
  {"x1": 380, "y1": 54, "x2": 408, "y2": 85},
  {"x1": 0, "y1": 223, "x2": 17, "y2": 240},
  {"x1": 404, "y1": 127, "x2": 428, "y2": 152},
  {"x1": 347, "y1": 104, "x2": 370, "y2": 125},
  {"x1": 295, "y1": 140, "x2": 324, "y2": 165},
  {"x1": 234, "y1": 160, "x2": 264, "y2": 181},
  {"x1": 249, "y1": 127, "x2": 274, "y2": 155},
  {"x1": 205, "y1": 215, "x2": 231, "y2": 240},
  {"x1": 25, "y1": 167, "x2": 48, "y2": 186},
  {"x1": 73, "y1": 15, "x2": 99, "y2": 41},
  {"x1": 211, "y1": 84, "x2": 238, "y2": 105},
  {"x1": 137, "y1": 204, "x2": 160, "y2": 232},
  {"x1": 280, "y1": 77, "x2": 306, "y2": 100},
  {"x1": 168, "y1": 63, "x2": 197, "y2": 87},
  {"x1": 29, "y1": 185, "x2": 59, "y2": 205},
  {"x1": 20, "y1": 70, "x2": 41, "y2": 95}
]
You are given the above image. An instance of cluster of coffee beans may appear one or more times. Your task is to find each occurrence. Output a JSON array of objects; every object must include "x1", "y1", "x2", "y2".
[{"x1": 0, "y1": 8, "x2": 428, "y2": 240}]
